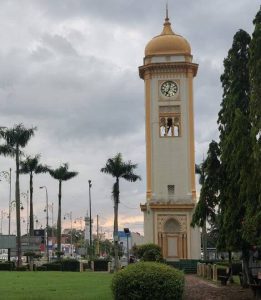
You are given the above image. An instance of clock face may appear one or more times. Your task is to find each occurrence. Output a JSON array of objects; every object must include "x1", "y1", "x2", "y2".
[{"x1": 160, "y1": 81, "x2": 178, "y2": 97}]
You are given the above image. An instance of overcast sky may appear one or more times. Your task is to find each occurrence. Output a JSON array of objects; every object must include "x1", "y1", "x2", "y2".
[{"x1": 0, "y1": 0, "x2": 259, "y2": 237}]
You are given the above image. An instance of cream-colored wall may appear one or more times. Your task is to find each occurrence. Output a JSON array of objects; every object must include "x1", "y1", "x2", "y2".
[
  {"x1": 146, "y1": 55, "x2": 192, "y2": 64},
  {"x1": 143, "y1": 208, "x2": 154, "y2": 243},
  {"x1": 149, "y1": 74, "x2": 192, "y2": 202}
]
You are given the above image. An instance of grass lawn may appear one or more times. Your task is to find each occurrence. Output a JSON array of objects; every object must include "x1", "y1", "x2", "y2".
[{"x1": 0, "y1": 271, "x2": 113, "y2": 300}]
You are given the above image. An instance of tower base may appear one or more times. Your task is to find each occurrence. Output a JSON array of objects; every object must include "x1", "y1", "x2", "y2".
[{"x1": 141, "y1": 201, "x2": 201, "y2": 260}]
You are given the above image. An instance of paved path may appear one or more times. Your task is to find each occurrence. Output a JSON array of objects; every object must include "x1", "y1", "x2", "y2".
[{"x1": 183, "y1": 275, "x2": 253, "y2": 300}]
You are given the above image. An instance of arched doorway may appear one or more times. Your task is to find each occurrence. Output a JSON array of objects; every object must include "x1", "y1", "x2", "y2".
[{"x1": 158, "y1": 217, "x2": 187, "y2": 260}]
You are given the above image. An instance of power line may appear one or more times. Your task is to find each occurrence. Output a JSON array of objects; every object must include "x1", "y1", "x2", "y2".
[{"x1": 120, "y1": 201, "x2": 140, "y2": 210}]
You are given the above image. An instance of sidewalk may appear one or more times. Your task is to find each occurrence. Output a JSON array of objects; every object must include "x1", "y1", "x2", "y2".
[{"x1": 184, "y1": 275, "x2": 253, "y2": 300}]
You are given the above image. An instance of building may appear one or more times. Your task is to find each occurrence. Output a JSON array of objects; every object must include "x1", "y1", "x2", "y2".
[
  {"x1": 139, "y1": 10, "x2": 201, "y2": 261},
  {"x1": 118, "y1": 231, "x2": 144, "y2": 256}
]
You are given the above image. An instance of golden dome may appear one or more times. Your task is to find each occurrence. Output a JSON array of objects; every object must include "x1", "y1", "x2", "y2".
[{"x1": 145, "y1": 17, "x2": 191, "y2": 56}]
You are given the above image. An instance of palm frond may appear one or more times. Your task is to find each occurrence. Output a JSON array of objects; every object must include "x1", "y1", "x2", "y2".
[
  {"x1": 49, "y1": 163, "x2": 78, "y2": 181},
  {"x1": 122, "y1": 173, "x2": 141, "y2": 182},
  {"x1": 0, "y1": 144, "x2": 15, "y2": 157},
  {"x1": 101, "y1": 153, "x2": 141, "y2": 182},
  {"x1": 62, "y1": 171, "x2": 78, "y2": 181},
  {"x1": 35, "y1": 164, "x2": 49, "y2": 174},
  {"x1": 2, "y1": 124, "x2": 36, "y2": 148},
  {"x1": 19, "y1": 154, "x2": 46, "y2": 174}
]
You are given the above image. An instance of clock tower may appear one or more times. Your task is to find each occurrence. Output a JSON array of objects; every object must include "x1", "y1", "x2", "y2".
[{"x1": 139, "y1": 11, "x2": 200, "y2": 260}]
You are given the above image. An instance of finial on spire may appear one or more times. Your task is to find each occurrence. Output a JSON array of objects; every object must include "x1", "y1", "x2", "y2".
[
  {"x1": 162, "y1": 1, "x2": 174, "y2": 35},
  {"x1": 166, "y1": 1, "x2": 169, "y2": 21}
]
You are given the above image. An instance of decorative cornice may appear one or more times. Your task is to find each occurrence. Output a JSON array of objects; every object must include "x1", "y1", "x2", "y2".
[
  {"x1": 152, "y1": 203, "x2": 195, "y2": 210},
  {"x1": 140, "y1": 202, "x2": 195, "y2": 211},
  {"x1": 139, "y1": 62, "x2": 198, "y2": 79}
]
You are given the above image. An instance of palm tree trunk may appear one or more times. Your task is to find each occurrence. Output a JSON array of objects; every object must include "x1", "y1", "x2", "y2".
[
  {"x1": 57, "y1": 180, "x2": 62, "y2": 257},
  {"x1": 15, "y1": 145, "x2": 22, "y2": 267},
  {"x1": 29, "y1": 172, "x2": 34, "y2": 236},
  {"x1": 114, "y1": 178, "x2": 120, "y2": 271}
]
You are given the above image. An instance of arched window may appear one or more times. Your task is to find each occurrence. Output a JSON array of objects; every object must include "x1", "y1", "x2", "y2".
[
  {"x1": 159, "y1": 106, "x2": 181, "y2": 138},
  {"x1": 160, "y1": 118, "x2": 166, "y2": 137},
  {"x1": 164, "y1": 219, "x2": 181, "y2": 233}
]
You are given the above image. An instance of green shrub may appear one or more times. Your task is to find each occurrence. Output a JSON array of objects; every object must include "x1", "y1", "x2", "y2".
[
  {"x1": 93, "y1": 260, "x2": 110, "y2": 271},
  {"x1": 43, "y1": 263, "x2": 62, "y2": 271},
  {"x1": 137, "y1": 244, "x2": 163, "y2": 262},
  {"x1": 111, "y1": 262, "x2": 184, "y2": 300},
  {"x1": 16, "y1": 266, "x2": 27, "y2": 271},
  {"x1": 36, "y1": 266, "x2": 47, "y2": 271},
  {"x1": 0, "y1": 262, "x2": 15, "y2": 271},
  {"x1": 61, "y1": 259, "x2": 80, "y2": 272}
]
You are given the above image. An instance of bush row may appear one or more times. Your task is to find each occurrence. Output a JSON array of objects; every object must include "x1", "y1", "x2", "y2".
[
  {"x1": 40, "y1": 259, "x2": 79, "y2": 271},
  {"x1": 0, "y1": 262, "x2": 15, "y2": 271}
]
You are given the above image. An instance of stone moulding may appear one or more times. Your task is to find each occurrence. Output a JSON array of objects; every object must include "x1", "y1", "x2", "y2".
[{"x1": 139, "y1": 62, "x2": 198, "y2": 79}]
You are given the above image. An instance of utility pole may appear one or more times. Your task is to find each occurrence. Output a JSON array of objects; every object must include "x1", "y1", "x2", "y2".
[
  {"x1": 8, "y1": 168, "x2": 12, "y2": 262},
  {"x1": 40, "y1": 186, "x2": 49, "y2": 262},
  {"x1": 96, "y1": 214, "x2": 99, "y2": 256},
  {"x1": 8, "y1": 168, "x2": 12, "y2": 235},
  {"x1": 88, "y1": 180, "x2": 92, "y2": 257},
  {"x1": 51, "y1": 202, "x2": 54, "y2": 236}
]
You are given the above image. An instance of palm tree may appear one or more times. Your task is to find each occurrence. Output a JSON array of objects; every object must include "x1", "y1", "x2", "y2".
[
  {"x1": 0, "y1": 124, "x2": 36, "y2": 266},
  {"x1": 20, "y1": 154, "x2": 49, "y2": 236},
  {"x1": 0, "y1": 128, "x2": 15, "y2": 158},
  {"x1": 49, "y1": 163, "x2": 78, "y2": 257},
  {"x1": 101, "y1": 153, "x2": 141, "y2": 270}
]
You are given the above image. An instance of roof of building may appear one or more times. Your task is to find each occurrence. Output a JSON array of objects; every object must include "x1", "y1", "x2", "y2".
[{"x1": 145, "y1": 14, "x2": 191, "y2": 57}]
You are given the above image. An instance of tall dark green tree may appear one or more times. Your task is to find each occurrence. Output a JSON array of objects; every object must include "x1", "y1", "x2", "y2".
[
  {"x1": 243, "y1": 6, "x2": 261, "y2": 245},
  {"x1": 191, "y1": 140, "x2": 221, "y2": 259},
  {"x1": 217, "y1": 29, "x2": 252, "y2": 281},
  {"x1": 20, "y1": 154, "x2": 49, "y2": 236},
  {"x1": 49, "y1": 163, "x2": 78, "y2": 256},
  {"x1": 101, "y1": 153, "x2": 141, "y2": 271},
  {"x1": 0, "y1": 124, "x2": 36, "y2": 266}
]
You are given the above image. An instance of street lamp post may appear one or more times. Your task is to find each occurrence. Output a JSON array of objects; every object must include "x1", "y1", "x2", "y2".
[
  {"x1": 88, "y1": 180, "x2": 92, "y2": 257},
  {"x1": 0, "y1": 169, "x2": 12, "y2": 235},
  {"x1": 40, "y1": 186, "x2": 49, "y2": 262},
  {"x1": 7, "y1": 168, "x2": 12, "y2": 235},
  {"x1": 21, "y1": 191, "x2": 29, "y2": 238}
]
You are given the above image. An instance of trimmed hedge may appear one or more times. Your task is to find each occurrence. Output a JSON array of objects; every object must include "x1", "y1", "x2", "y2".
[
  {"x1": 36, "y1": 266, "x2": 47, "y2": 271},
  {"x1": 93, "y1": 260, "x2": 109, "y2": 271},
  {"x1": 16, "y1": 266, "x2": 27, "y2": 271},
  {"x1": 42, "y1": 263, "x2": 62, "y2": 271},
  {"x1": 0, "y1": 262, "x2": 15, "y2": 271},
  {"x1": 111, "y1": 262, "x2": 184, "y2": 300},
  {"x1": 61, "y1": 259, "x2": 79, "y2": 272},
  {"x1": 42, "y1": 259, "x2": 80, "y2": 271}
]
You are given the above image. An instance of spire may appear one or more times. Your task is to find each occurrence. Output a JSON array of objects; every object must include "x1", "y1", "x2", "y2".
[
  {"x1": 161, "y1": 1, "x2": 174, "y2": 35},
  {"x1": 166, "y1": 1, "x2": 169, "y2": 22}
]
